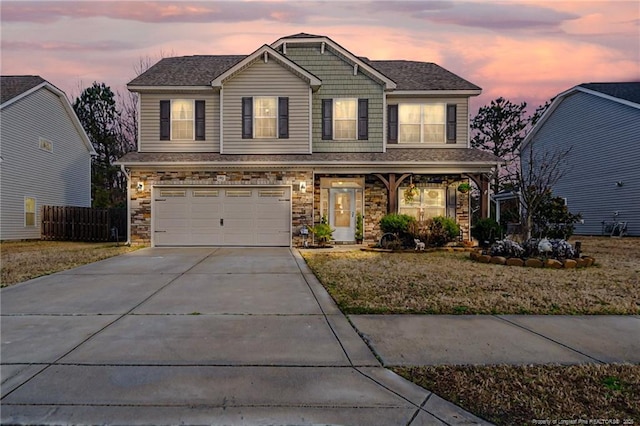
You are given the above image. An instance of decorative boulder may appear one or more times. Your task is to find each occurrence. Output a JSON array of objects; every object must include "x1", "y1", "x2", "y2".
[
  {"x1": 583, "y1": 257, "x2": 595, "y2": 267},
  {"x1": 491, "y1": 256, "x2": 507, "y2": 265},
  {"x1": 478, "y1": 255, "x2": 492, "y2": 263},
  {"x1": 575, "y1": 258, "x2": 586, "y2": 268},
  {"x1": 506, "y1": 258, "x2": 525, "y2": 267},
  {"x1": 545, "y1": 259, "x2": 563, "y2": 269},
  {"x1": 525, "y1": 258, "x2": 544, "y2": 268},
  {"x1": 563, "y1": 259, "x2": 577, "y2": 269}
]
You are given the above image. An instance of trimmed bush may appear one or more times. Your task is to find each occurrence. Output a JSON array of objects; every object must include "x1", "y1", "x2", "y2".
[
  {"x1": 380, "y1": 214, "x2": 416, "y2": 235},
  {"x1": 471, "y1": 218, "x2": 502, "y2": 247}
]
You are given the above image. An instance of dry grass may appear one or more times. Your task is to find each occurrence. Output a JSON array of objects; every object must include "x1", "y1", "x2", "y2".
[
  {"x1": 1, "y1": 240, "x2": 143, "y2": 287},
  {"x1": 301, "y1": 236, "x2": 640, "y2": 315},
  {"x1": 393, "y1": 364, "x2": 640, "y2": 425}
]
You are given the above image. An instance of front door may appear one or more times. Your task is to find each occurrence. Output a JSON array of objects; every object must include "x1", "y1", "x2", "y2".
[{"x1": 329, "y1": 188, "x2": 355, "y2": 241}]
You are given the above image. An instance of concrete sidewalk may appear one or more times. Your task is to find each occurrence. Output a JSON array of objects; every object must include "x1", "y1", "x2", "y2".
[
  {"x1": 350, "y1": 314, "x2": 640, "y2": 366},
  {"x1": 1, "y1": 247, "x2": 487, "y2": 425}
]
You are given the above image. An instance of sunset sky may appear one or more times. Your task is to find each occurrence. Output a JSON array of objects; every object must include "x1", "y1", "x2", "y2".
[{"x1": 2, "y1": 1, "x2": 639, "y2": 114}]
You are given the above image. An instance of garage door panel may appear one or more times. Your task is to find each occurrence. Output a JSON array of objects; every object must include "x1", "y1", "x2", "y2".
[{"x1": 153, "y1": 186, "x2": 290, "y2": 247}]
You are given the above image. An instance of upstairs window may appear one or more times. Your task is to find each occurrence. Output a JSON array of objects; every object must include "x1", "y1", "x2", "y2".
[
  {"x1": 254, "y1": 97, "x2": 277, "y2": 138},
  {"x1": 171, "y1": 100, "x2": 193, "y2": 140},
  {"x1": 399, "y1": 103, "x2": 445, "y2": 143},
  {"x1": 388, "y1": 103, "x2": 456, "y2": 144},
  {"x1": 322, "y1": 98, "x2": 368, "y2": 141},
  {"x1": 242, "y1": 97, "x2": 289, "y2": 139},
  {"x1": 160, "y1": 100, "x2": 205, "y2": 141},
  {"x1": 334, "y1": 98, "x2": 357, "y2": 140}
]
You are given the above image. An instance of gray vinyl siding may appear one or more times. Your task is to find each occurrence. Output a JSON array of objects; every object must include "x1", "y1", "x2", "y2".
[
  {"x1": 0, "y1": 88, "x2": 92, "y2": 240},
  {"x1": 283, "y1": 45, "x2": 384, "y2": 153},
  {"x1": 522, "y1": 91, "x2": 640, "y2": 236},
  {"x1": 139, "y1": 92, "x2": 219, "y2": 152},
  {"x1": 386, "y1": 96, "x2": 469, "y2": 146},
  {"x1": 222, "y1": 58, "x2": 310, "y2": 154}
]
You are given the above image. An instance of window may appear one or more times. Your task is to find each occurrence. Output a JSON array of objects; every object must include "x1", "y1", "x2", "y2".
[
  {"x1": 334, "y1": 99, "x2": 357, "y2": 140},
  {"x1": 322, "y1": 98, "x2": 369, "y2": 141},
  {"x1": 398, "y1": 103, "x2": 445, "y2": 143},
  {"x1": 254, "y1": 97, "x2": 277, "y2": 138},
  {"x1": 171, "y1": 100, "x2": 194, "y2": 140},
  {"x1": 398, "y1": 187, "x2": 446, "y2": 220},
  {"x1": 160, "y1": 100, "x2": 205, "y2": 141},
  {"x1": 24, "y1": 197, "x2": 36, "y2": 227},
  {"x1": 242, "y1": 97, "x2": 289, "y2": 139},
  {"x1": 389, "y1": 103, "x2": 456, "y2": 144}
]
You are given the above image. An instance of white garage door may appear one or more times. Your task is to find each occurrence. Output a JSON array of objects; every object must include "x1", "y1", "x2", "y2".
[{"x1": 153, "y1": 186, "x2": 291, "y2": 247}]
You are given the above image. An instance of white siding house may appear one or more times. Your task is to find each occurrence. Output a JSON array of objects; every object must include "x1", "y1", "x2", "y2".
[
  {"x1": 0, "y1": 76, "x2": 96, "y2": 240},
  {"x1": 521, "y1": 82, "x2": 640, "y2": 237}
]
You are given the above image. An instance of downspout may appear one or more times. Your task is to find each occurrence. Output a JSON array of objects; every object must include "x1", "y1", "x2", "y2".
[{"x1": 120, "y1": 164, "x2": 132, "y2": 246}]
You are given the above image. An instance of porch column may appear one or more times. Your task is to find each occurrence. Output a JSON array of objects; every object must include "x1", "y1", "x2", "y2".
[
  {"x1": 373, "y1": 173, "x2": 411, "y2": 214},
  {"x1": 468, "y1": 174, "x2": 491, "y2": 219}
]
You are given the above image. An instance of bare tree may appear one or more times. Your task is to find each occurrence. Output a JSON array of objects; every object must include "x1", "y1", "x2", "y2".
[{"x1": 516, "y1": 143, "x2": 573, "y2": 239}]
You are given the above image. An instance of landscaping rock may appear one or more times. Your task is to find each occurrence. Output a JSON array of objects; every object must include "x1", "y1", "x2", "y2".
[
  {"x1": 491, "y1": 256, "x2": 507, "y2": 265},
  {"x1": 478, "y1": 255, "x2": 492, "y2": 263},
  {"x1": 545, "y1": 259, "x2": 563, "y2": 269},
  {"x1": 506, "y1": 258, "x2": 525, "y2": 267},
  {"x1": 470, "y1": 251, "x2": 479, "y2": 260},
  {"x1": 583, "y1": 257, "x2": 595, "y2": 267},
  {"x1": 563, "y1": 259, "x2": 577, "y2": 269},
  {"x1": 525, "y1": 258, "x2": 544, "y2": 268},
  {"x1": 575, "y1": 258, "x2": 586, "y2": 268}
]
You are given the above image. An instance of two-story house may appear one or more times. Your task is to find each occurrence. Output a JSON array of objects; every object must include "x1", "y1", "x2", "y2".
[
  {"x1": 117, "y1": 33, "x2": 500, "y2": 247},
  {"x1": 1, "y1": 75, "x2": 95, "y2": 241}
]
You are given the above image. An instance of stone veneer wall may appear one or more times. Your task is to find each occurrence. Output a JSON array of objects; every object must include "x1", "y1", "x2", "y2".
[
  {"x1": 365, "y1": 175, "x2": 387, "y2": 240},
  {"x1": 128, "y1": 169, "x2": 313, "y2": 246}
]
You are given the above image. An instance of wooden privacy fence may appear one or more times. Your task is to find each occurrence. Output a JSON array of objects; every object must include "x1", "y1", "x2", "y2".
[{"x1": 41, "y1": 206, "x2": 126, "y2": 242}]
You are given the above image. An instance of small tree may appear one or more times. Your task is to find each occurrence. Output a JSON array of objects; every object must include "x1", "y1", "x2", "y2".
[
  {"x1": 532, "y1": 192, "x2": 582, "y2": 239},
  {"x1": 516, "y1": 144, "x2": 573, "y2": 239}
]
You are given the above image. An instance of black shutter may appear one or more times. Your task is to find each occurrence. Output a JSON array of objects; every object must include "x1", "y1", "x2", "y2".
[
  {"x1": 160, "y1": 100, "x2": 170, "y2": 140},
  {"x1": 388, "y1": 104, "x2": 398, "y2": 144},
  {"x1": 242, "y1": 97, "x2": 253, "y2": 139},
  {"x1": 446, "y1": 104, "x2": 457, "y2": 143},
  {"x1": 322, "y1": 99, "x2": 333, "y2": 140},
  {"x1": 195, "y1": 100, "x2": 205, "y2": 140},
  {"x1": 358, "y1": 98, "x2": 368, "y2": 140},
  {"x1": 278, "y1": 97, "x2": 289, "y2": 139}
]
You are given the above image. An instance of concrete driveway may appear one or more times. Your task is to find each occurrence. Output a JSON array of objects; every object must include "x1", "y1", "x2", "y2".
[{"x1": 1, "y1": 247, "x2": 486, "y2": 425}]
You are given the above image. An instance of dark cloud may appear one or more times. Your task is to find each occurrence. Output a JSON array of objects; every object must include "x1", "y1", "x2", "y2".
[
  {"x1": 1, "y1": 1, "x2": 310, "y2": 24},
  {"x1": 414, "y1": 2, "x2": 579, "y2": 30}
]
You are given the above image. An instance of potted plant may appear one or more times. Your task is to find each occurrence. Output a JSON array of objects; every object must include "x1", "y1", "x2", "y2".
[
  {"x1": 309, "y1": 215, "x2": 334, "y2": 247},
  {"x1": 457, "y1": 182, "x2": 472, "y2": 193},
  {"x1": 355, "y1": 212, "x2": 363, "y2": 244}
]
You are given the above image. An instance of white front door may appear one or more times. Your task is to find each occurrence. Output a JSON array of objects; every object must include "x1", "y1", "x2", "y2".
[{"x1": 329, "y1": 188, "x2": 355, "y2": 241}]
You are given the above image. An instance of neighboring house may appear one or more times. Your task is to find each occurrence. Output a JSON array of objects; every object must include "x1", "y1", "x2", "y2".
[
  {"x1": 117, "y1": 33, "x2": 500, "y2": 247},
  {"x1": 0, "y1": 75, "x2": 96, "y2": 240},
  {"x1": 521, "y1": 82, "x2": 640, "y2": 237}
]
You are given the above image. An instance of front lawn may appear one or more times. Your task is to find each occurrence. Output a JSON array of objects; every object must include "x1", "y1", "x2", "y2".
[
  {"x1": 394, "y1": 364, "x2": 639, "y2": 425},
  {"x1": 1, "y1": 240, "x2": 143, "y2": 287},
  {"x1": 301, "y1": 236, "x2": 640, "y2": 315}
]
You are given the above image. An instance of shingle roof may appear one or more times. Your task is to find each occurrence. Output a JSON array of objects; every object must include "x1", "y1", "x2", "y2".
[
  {"x1": 0, "y1": 75, "x2": 46, "y2": 104},
  {"x1": 128, "y1": 55, "x2": 246, "y2": 86},
  {"x1": 117, "y1": 148, "x2": 501, "y2": 166},
  {"x1": 370, "y1": 61, "x2": 481, "y2": 91},
  {"x1": 579, "y1": 82, "x2": 640, "y2": 105},
  {"x1": 128, "y1": 36, "x2": 481, "y2": 91}
]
